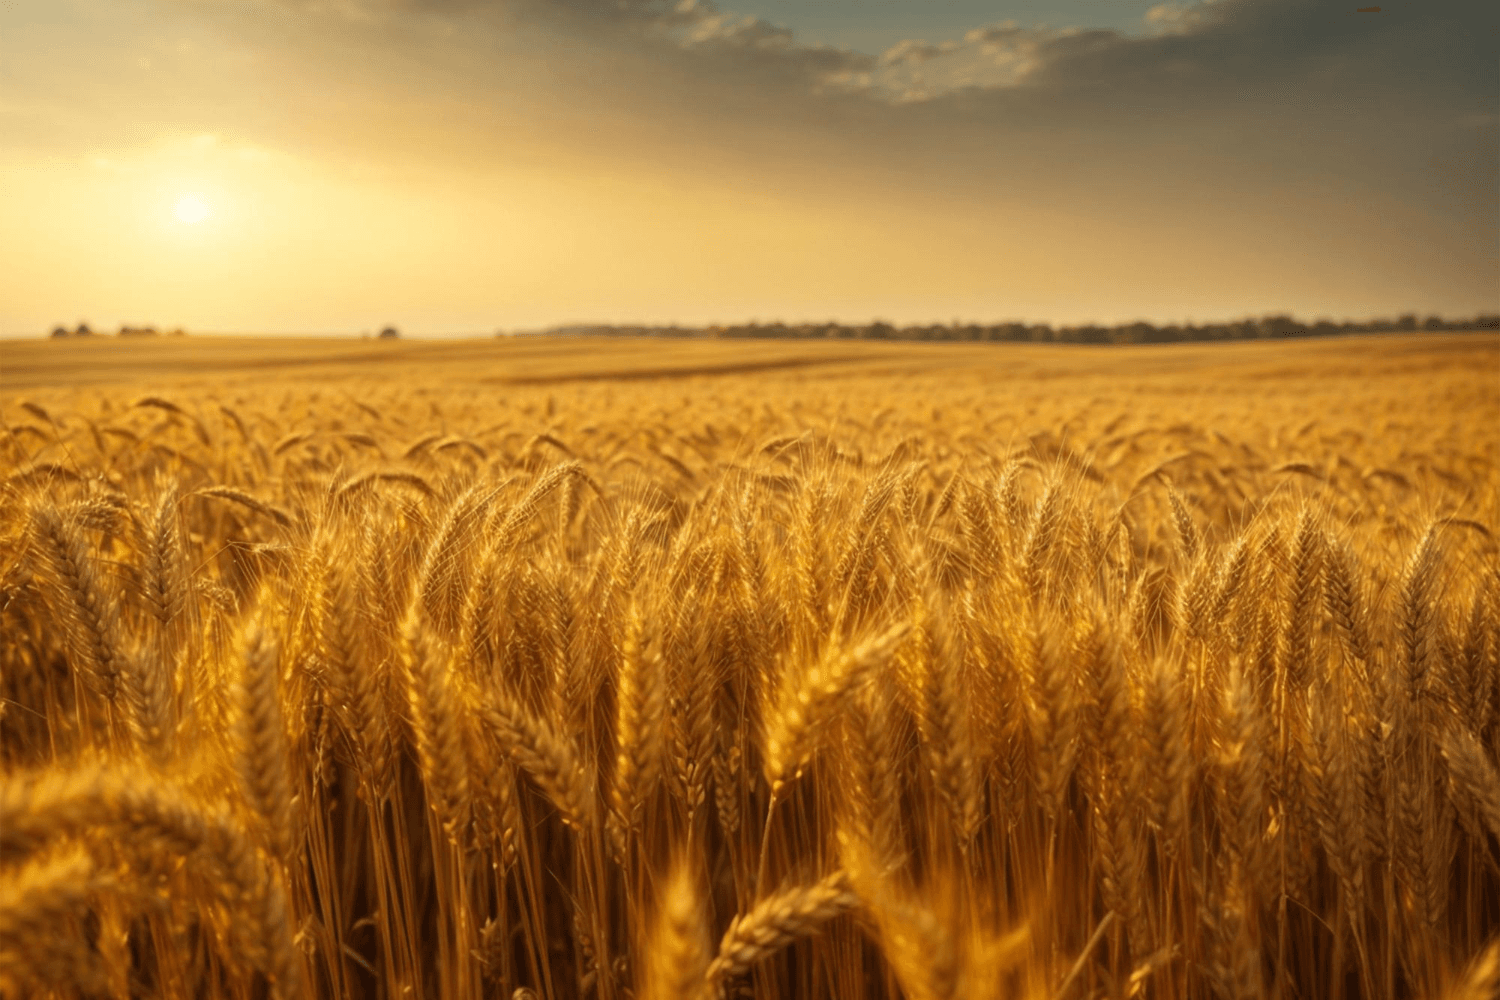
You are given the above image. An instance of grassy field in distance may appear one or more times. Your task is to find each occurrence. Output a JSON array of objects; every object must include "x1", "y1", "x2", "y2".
[{"x1": 2, "y1": 331, "x2": 1498, "y2": 1000}]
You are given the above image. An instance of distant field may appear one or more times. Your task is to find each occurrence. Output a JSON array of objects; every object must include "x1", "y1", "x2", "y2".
[
  {"x1": 4, "y1": 329, "x2": 1496, "y2": 391},
  {"x1": 2, "y1": 331, "x2": 1498, "y2": 1000}
]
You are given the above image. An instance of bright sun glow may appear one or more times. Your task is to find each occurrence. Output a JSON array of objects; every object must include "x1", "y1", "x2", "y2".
[{"x1": 174, "y1": 195, "x2": 210, "y2": 225}]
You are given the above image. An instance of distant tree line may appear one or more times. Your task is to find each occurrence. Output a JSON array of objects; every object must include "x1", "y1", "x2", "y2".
[
  {"x1": 536, "y1": 312, "x2": 1500, "y2": 344},
  {"x1": 50, "y1": 323, "x2": 184, "y2": 338}
]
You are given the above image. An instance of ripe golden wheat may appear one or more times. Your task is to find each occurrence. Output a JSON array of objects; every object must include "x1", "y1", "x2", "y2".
[{"x1": 1, "y1": 342, "x2": 1498, "y2": 999}]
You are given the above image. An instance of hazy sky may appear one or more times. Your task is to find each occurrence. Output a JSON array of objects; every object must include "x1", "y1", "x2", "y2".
[{"x1": 1, "y1": 0, "x2": 1494, "y2": 335}]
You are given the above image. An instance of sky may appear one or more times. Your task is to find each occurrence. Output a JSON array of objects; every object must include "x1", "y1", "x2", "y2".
[{"x1": 0, "y1": 0, "x2": 1495, "y2": 336}]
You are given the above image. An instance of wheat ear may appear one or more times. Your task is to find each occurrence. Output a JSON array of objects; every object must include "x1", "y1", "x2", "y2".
[
  {"x1": 1445, "y1": 941, "x2": 1500, "y2": 1000},
  {"x1": 0, "y1": 848, "x2": 112, "y2": 995},
  {"x1": 644, "y1": 857, "x2": 712, "y2": 1000},
  {"x1": 191, "y1": 486, "x2": 293, "y2": 527},
  {"x1": 30, "y1": 506, "x2": 124, "y2": 704},
  {"x1": 477, "y1": 692, "x2": 597, "y2": 831},
  {"x1": 610, "y1": 598, "x2": 665, "y2": 846},
  {"x1": 1439, "y1": 726, "x2": 1500, "y2": 842},
  {"x1": 403, "y1": 614, "x2": 472, "y2": 846},
  {"x1": 706, "y1": 871, "x2": 859, "y2": 985},
  {"x1": 235, "y1": 623, "x2": 298, "y2": 863},
  {"x1": 763, "y1": 622, "x2": 909, "y2": 799},
  {"x1": 0, "y1": 762, "x2": 302, "y2": 997}
]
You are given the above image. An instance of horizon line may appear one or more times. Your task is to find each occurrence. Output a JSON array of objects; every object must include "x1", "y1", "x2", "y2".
[{"x1": 11, "y1": 310, "x2": 1499, "y2": 342}]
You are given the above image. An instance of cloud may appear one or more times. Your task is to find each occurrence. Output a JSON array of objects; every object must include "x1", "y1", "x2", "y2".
[
  {"x1": 166, "y1": 0, "x2": 1494, "y2": 236},
  {"x1": 273, "y1": 0, "x2": 1494, "y2": 123},
  {"x1": 853, "y1": 23, "x2": 1055, "y2": 102},
  {"x1": 1144, "y1": 1, "x2": 1221, "y2": 36},
  {"x1": 1021, "y1": 0, "x2": 1494, "y2": 104}
]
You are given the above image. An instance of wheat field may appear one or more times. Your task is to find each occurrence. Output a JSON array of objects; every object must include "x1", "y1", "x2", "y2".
[{"x1": 2, "y1": 332, "x2": 1498, "y2": 1000}]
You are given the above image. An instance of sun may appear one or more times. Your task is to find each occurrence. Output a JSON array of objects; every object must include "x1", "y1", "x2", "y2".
[{"x1": 173, "y1": 195, "x2": 210, "y2": 225}]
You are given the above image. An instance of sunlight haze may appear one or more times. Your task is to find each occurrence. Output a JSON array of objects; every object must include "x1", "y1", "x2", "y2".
[{"x1": 1, "y1": 0, "x2": 1494, "y2": 335}]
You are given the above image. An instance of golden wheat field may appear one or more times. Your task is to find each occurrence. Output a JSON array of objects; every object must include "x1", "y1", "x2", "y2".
[{"x1": 2, "y1": 332, "x2": 1498, "y2": 1000}]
